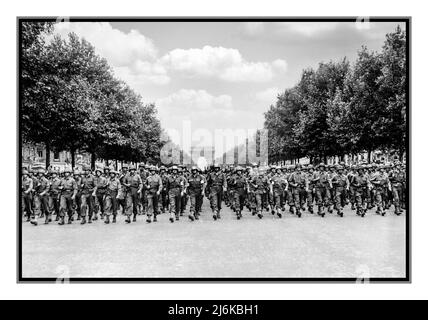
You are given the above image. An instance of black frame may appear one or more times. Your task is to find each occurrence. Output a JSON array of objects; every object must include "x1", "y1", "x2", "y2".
[{"x1": 17, "y1": 16, "x2": 411, "y2": 283}]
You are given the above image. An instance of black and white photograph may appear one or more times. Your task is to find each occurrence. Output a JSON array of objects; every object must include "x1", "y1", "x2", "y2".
[{"x1": 18, "y1": 17, "x2": 410, "y2": 281}]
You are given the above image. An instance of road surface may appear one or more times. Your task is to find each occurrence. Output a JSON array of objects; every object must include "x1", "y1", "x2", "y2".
[{"x1": 21, "y1": 199, "x2": 406, "y2": 279}]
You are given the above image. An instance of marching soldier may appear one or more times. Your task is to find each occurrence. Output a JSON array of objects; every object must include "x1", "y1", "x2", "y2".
[
  {"x1": 207, "y1": 164, "x2": 227, "y2": 220},
  {"x1": 117, "y1": 164, "x2": 129, "y2": 214},
  {"x1": 22, "y1": 169, "x2": 33, "y2": 222},
  {"x1": 49, "y1": 169, "x2": 62, "y2": 221},
  {"x1": 305, "y1": 165, "x2": 316, "y2": 214},
  {"x1": 139, "y1": 164, "x2": 149, "y2": 215},
  {"x1": 313, "y1": 163, "x2": 332, "y2": 217},
  {"x1": 270, "y1": 166, "x2": 287, "y2": 218},
  {"x1": 104, "y1": 170, "x2": 120, "y2": 224},
  {"x1": 351, "y1": 166, "x2": 370, "y2": 217},
  {"x1": 249, "y1": 167, "x2": 267, "y2": 219},
  {"x1": 288, "y1": 163, "x2": 306, "y2": 217},
  {"x1": 187, "y1": 166, "x2": 205, "y2": 221},
  {"x1": 371, "y1": 165, "x2": 391, "y2": 216},
  {"x1": 389, "y1": 163, "x2": 406, "y2": 215},
  {"x1": 331, "y1": 165, "x2": 349, "y2": 217},
  {"x1": 80, "y1": 165, "x2": 95, "y2": 224},
  {"x1": 32, "y1": 168, "x2": 51, "y2": 225},
  {"x1": 166, "y1": 166, "x2": 186, "y2": 223},
  {"x1": 123, "y1": 165, "x2": 142, "y2": 223},
  {"x1": 58, "y1": 168, "x2": 77, "y2": 225},
  {"x1": 145, "y1": 166, "x2": 163, "y2": 223},
  {"x1": 73, "y1": 169, "x2": 82, "y2": 221},
  {"x1": 94, "y1": 167, "x2": 108, "y2": 220},
  {"x1": 159, "y1": 166, "x2": 169, "y2": 213}
]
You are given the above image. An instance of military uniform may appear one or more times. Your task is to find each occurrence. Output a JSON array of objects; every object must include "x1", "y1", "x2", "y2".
[
  {"x1": 288, "y1": 167, "x2": 306, "y2": 217},
  {"x1": 49, "y1": 173, "x2": 62, "y2": 220},
  {"x1": 187, "y1": 168, "x2": 205, "y2": 220},
  {"x1": 59, "y1": 172, "x2": 77, "y2": 224},
  {"x1": 21, "y1": 171, "x2": 33, "y2": 221},
  {"x1": 331, "y1": 168, "x2": 349, "y2": 216},
  {"x1": 313, "y1": 164, "x2": 332, "y2": 217},
  {"x1": 389, "y1": 166, "x2": 405, "y2": 214},
  {"x1": 80, "y1": 171, "x2": 96, "y2": 224},
  {"x1": 350, "y1": 169, "x2": 370, "y2": 216},
  {"x1": 371, "y1": 168, "x2": 390, "y2": 215},
  {"x1": 159, "y1": 168, "x2": 169, "y2": 213},
  {"x1": 166, "y1": 168, "x2": 185, "y2": 222},
  {"x1": 249, "y1": 173, "x2": 267, "y2": 219},
  {"x1": 104, "y1": 172, "x2": 120, "y2": 223},
  {"x1": 270, "y1": 169, "x2": 287, "y2": 217},
  {"x1": 145, "y1": 169, "x2": 163, "y2": 222},
  {"x1": 207, "y1": 167, "x2": 227, "y2": 220},
  {"x1": 123, "y1": 169, "x2": 142, "y2": 222},
  {"x1": 33, "y1": 170, "x2": 51, "y2": 225},
  {"x1": 94, "y1": 171, "x2": 108, "y2": 218}
]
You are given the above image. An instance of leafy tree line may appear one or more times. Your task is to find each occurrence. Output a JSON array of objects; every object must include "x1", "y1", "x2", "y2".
[
  {"x1": 21, "y1": 22, "x2": 166, "y2": 169},
  {"x1": 264, "y1": 26, "x2": 407, "y2": 164}
]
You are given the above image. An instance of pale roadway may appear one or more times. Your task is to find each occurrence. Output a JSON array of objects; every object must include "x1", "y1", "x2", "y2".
[{"x1": 21, "y1": 200, "x2": 406, "y2": 279}]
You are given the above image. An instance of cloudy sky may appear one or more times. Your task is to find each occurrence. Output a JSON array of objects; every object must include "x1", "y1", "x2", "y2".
[{"x1": 51, "y1": 20, "x2": 404, "y2": 151}]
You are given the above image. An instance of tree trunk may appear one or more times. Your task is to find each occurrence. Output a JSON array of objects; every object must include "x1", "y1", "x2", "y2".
[
  {"x1": 45, "y1": 141, "x2": 50, "y2": 169},
  {"x1": 323, "y1": 155, "x2": 327, "y2": 164},
  {"x1": 115, "y1": 160, "x2": 118, "y2": 171},
  {"x1": 91, "y1": 152, "x2": 96, "y2": 170},
  {"x1": 71, "y1": 149, "x2": 75, "y2": 169},
  {"x1": 367, "y1": 149, "x2": 372, "y2": 163}
]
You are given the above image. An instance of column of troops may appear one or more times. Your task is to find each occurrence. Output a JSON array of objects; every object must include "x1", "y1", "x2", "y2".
[{"x1": 21, "y1": 161, "x2": 407, "y2": 226}]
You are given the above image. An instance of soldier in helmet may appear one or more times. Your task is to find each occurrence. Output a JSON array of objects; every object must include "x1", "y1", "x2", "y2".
[
  {"x1": 49, "y1": 169, "x2": 62, "y2": 221},
  {"x1": 145, "y1": 166, "x2": 163, "y2": 223},
  {"x1": 207, "y1": 164, "x2": 227, "y2": 220},
  {"x1": 269, "y1": 166, "x2": 287, "y2": 218},
  {"x1": 229, "y1": 166, "x2": 247, "y2": 220},
  {"x1": 287, "y1": 163, "x2": 306, "y2": 217},
  {"x1": 58, "y1": 168, "x2": 77, "y2": 225},
  {"x1": 313, "y1": 163, "x2": 332, "y2": 217},
  {"x1": 331, "y1": 165, "x2": 349, "y2": 217},
  {"x1": 166, "y1": 165, "x2": 186, "y2": 222},
  {"x1": 22, "y1": 169, "x2": 33, "y2": 222},
  {"x1": 32, "y1": 168, "x2": 51, "y2": 225},
  {"x1": 159, "y1": 166, "x2": 169, "y2": 213},
  {"x1": 187, "y1": 166, "x2": 205, "y2": 221},
  {"x1": 80, "y1": 165, "x2": 96, "y2": 224},
  {"x1": 117, "y1": 164, "x2": 129, "y2": 214},
  {"x1": 94, "y1": 167, "x2": 108, "y2": 220},
  {"x1": 305, "y1": 165, "x2": 316, "y2": 214},
  {"x1": 371, "y1": 165, "x2": 391, "y2": 216},
  {"x1": 179, "y1": 165, "x2": 189, "y2": 216},
  {"x1": 249, "y1": 166, "x2": 267, "y2": 219},
  {"x1": 73, "y1": 169, "x2": 82, "y2": 221},
  {"x1": 389, "y1": 163, "x2": 406, "y2": 215},
  {"x1": 123, "y1": 165, "x2": 142, "y2": 223},
  {"x1": 139, "y1": 164, "x2": 149, "y2": 215},
  {"x1": 351, "y1": 166, "x2": 370, "y2": 217},
  {"x1": 104, "y1": 170, "x2": 120, "y2": 224}
]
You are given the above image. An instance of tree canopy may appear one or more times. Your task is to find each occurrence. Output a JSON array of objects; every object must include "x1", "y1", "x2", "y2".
[
  {"x1": 264, "y1": 25, "x2": 407, "y2": 164},
  {"x1": 21, "y1": 22, "x2": 165, "y2": 168}
]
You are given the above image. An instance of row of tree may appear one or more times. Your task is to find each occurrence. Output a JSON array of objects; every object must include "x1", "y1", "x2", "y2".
[
  {"x1": 21, "y1": 22, "x2": 166, "y2": 169},
  {"x1": 264, "y1": 26, "x2": 407, "y2": 164}
]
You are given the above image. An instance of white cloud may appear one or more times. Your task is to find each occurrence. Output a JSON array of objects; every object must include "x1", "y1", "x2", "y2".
[
  {"x1": 255, "y1": 87, "x2": 281, "y2": 103},
  {"x1": 50, "y1": 23, "x2": 287, "y2": 87},
  {"x1": 114, "y1": 61, "x2": 170, "y2": 86},
  {"x1": 276, "y1": 22, "x2": 339, "y2": 37},
  {"x1": 161, "y1": 46, "x2": 287, "y2": 82},
  {"x1": 52, "y1": 22, "x2": 158, "y2": 66}
]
